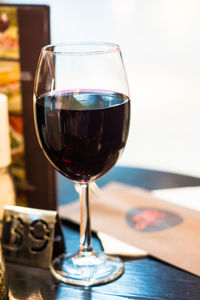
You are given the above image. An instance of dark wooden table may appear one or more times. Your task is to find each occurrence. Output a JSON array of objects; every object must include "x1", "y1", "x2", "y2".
[{"x1": 6, "y1": 166, "x2": 200, "y2": 300}]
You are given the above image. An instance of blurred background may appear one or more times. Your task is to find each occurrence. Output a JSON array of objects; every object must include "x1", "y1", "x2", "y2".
[{"x1": 2, "y1": 0, "x2": 200, "y2": 178}]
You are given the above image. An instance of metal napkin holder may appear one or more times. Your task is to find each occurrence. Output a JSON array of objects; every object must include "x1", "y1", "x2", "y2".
[{"x1": 1, "y1": 205, "x2": 65, "y2": 268}]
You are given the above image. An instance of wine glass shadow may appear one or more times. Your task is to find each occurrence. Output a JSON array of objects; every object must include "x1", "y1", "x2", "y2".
[{"x1": 6, "y1": 262, "x2": 59, "y2": 299}]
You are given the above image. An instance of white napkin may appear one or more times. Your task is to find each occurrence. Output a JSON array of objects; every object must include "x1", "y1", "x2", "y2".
[
  {"x1": 152, "y1": 186, "x2": 200, "y2": 211},
  {"x1": 97, "y1": 232, "x2": 147, "y2": 257}
]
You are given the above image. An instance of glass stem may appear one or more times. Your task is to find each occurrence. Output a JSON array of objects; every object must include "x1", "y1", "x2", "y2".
[{"x1": 79, "y1": 182, "x2": 93, "y2": 253}]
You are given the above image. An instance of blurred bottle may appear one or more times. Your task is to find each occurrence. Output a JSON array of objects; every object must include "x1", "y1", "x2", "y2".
[{"x1": 0, "y1": 93, "x2": 16, "y2": 222}]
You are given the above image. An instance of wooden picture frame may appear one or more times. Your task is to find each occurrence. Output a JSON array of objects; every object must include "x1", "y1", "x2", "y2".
[{"x1": 0, "y1": 4, "x2": 57, "y2": 210}]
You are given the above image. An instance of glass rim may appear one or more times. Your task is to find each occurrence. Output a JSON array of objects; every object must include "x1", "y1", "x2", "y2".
[{"x1": 42, "y1": 42, "x2": 121, "y2": 56}]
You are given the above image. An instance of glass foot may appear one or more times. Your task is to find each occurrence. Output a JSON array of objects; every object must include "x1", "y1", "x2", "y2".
[{"x1": 50, "y1": 250, "x2": 124, "y2": 286}]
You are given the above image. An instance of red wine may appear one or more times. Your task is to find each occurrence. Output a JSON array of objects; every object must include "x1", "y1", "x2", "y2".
[{"x1": 35, "y1": 90, "x2": 130, "y2": 182}]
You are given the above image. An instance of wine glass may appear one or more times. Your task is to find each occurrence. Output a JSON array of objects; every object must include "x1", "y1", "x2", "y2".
[{"x1": 33, "y1": 42, "x2": 130, "y2": 286}]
